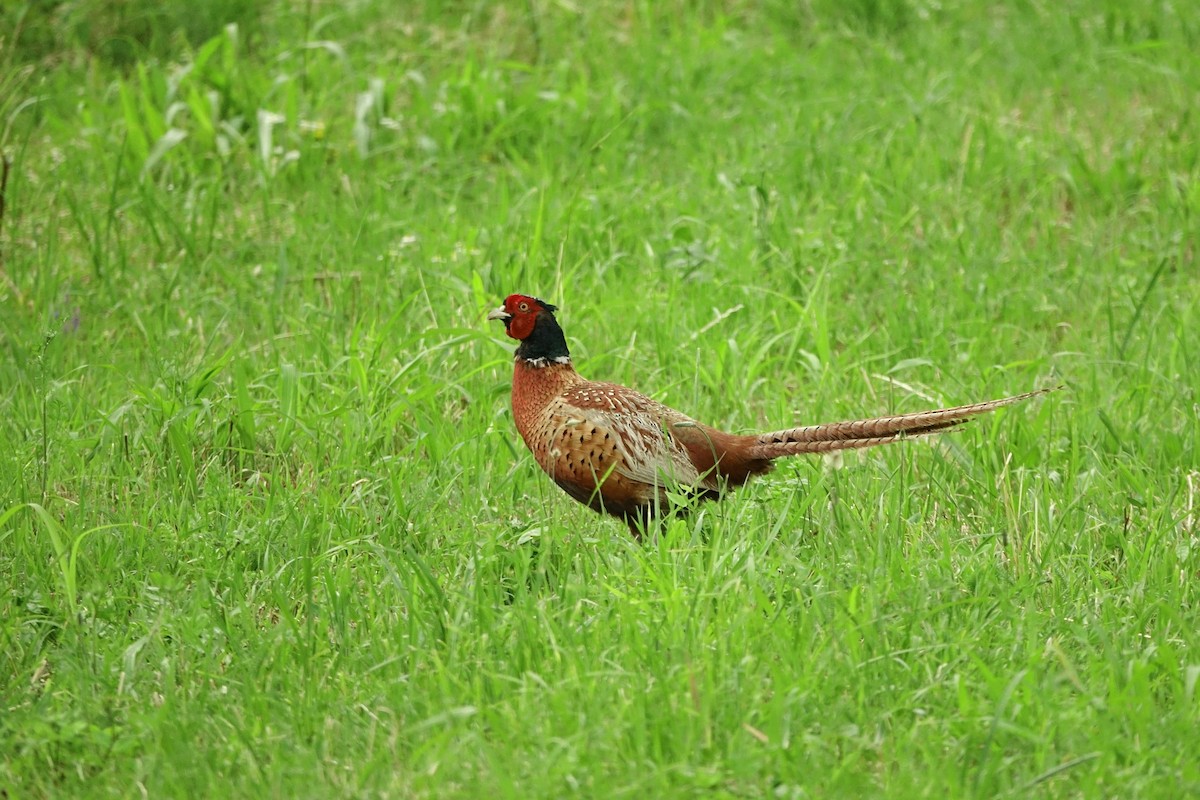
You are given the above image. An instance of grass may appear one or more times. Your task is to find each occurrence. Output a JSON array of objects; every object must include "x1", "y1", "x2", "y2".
[{"x1": 1, "y1": 0, "x2": 1198, "y2": 796}]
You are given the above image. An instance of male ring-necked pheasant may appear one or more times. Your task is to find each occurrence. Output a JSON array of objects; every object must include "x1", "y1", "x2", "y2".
[{"x1": 489, "y1": 293, "x2": 1048, "y2": 536}]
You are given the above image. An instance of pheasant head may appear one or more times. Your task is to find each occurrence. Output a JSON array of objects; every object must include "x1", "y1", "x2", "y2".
[{"x1": 488, "y1": 294, "x2": 571, "y2": 365}]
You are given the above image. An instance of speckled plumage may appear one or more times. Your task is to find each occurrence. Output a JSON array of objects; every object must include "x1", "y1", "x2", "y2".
[
  {"x1": 489, "y1": 294, "x2": 1052, "y2": 536},
  {"x1": 509, "y1": 360, "x2": 764, "y2": 530}
]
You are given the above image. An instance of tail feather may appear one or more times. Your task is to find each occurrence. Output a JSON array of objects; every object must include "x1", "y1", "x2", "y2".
[{"x1": 749, "y1": 388, "x2": 1054, "y2": 461}]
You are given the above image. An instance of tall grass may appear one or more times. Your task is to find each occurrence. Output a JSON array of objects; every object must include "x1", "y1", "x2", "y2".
[{"x1": 1, "y1": 1, "x2": 1197, "y2": 796}]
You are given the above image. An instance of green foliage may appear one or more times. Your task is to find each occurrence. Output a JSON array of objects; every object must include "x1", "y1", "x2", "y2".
[
  {"x1": 1, "y1": 0, "x2": 1198, "y2": 797},
  {"x1": 4, "y1": 0, "x2": 262, "y2": 66}
]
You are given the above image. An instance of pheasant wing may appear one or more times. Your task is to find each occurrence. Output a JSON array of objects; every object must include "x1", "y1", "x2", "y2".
[{"x1": 555, "y1": 382, "x2": 702, "y2": 490}]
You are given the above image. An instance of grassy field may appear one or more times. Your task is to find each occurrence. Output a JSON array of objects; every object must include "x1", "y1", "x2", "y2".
[{"x1": 2, "y1": 0, "x2": 1198, "y2": 796}]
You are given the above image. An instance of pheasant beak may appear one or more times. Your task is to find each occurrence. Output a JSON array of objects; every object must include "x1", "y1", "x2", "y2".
[{"x1": 487, "y1": 307, "x2": 512, "y2": 322}]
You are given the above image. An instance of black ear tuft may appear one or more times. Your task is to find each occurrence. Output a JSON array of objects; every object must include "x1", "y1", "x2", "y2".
[{"x1": 535, "y1": 299, "x2": 558, "y2": 314}]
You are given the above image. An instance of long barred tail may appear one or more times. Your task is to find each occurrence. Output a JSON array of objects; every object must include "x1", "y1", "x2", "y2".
[{"x1": 748, "y1": 388, "x2": 1056, "y2": 460}]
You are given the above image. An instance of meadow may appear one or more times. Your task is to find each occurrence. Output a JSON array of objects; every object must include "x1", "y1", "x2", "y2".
[{"x1": 1, "y1": 1, "x2": 1198, "y2": 796}]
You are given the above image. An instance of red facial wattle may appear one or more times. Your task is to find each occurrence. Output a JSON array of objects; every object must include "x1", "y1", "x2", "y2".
[{"x1": 489, "y1": 294, "x2": 541, "y2": 340}]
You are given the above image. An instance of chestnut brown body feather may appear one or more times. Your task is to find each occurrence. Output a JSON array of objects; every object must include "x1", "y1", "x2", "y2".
[{"x1": 489, "y1": 294, "x2": 1051, "y2": 536}]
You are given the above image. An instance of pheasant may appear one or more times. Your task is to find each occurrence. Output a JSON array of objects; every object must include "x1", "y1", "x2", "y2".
[{"x1": 489, "y1": 293, "x2": 1050, "y2": 536}]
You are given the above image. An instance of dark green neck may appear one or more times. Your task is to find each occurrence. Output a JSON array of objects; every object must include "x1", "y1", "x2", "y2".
[{"x1": 515, "y1": 311, "x2": 571, "y2": 363}]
